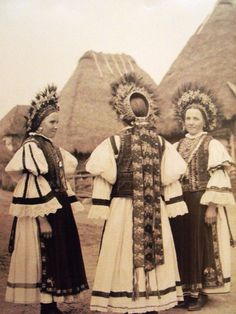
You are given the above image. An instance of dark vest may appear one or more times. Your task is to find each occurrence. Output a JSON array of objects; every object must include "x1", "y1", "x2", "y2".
[
  {"x1": 111, "y1": 128, "x2": 164, "y2": 198},
  {"x1": 111, "y1": 129, "x2": 133, "y2": 198},
  {"x1": 178, "y1": 135, "x2": 213, "y2": 192},
  {"x1": 24, "y1": 135, "x2": 67, "y2": 192}
]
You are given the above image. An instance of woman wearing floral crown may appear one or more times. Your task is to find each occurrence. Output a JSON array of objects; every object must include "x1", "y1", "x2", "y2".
[
  {"x1": 86, "y1": 74, "x2": 188, "y2": 313},
  {"x1": 5, "y1": 85, "x2": 88, "y2": 314},
  {"x1": 170, "y1": 84, "x2": 235, "y2": 311}
]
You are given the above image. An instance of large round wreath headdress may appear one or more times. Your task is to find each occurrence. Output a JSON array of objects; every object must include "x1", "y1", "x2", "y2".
[
  {"x1": 110, "y1": 73, "x2": 159, "y2": 125},
  {"x1": 26, "y1": 84, "x2": 59, "y2": 133},
  {"x1": 173, "y1": 83, "x2": 222, "y2": 131}
]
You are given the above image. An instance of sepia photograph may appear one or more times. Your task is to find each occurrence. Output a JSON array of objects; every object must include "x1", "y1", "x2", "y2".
[{"x1": 0, "y1": 0, "x2": 235, "y2": 313}]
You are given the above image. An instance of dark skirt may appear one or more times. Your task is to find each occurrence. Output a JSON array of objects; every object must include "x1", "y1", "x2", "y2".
[
  {"x1": 39, "y1": 192, "x2": 89, "y2": 297},
  {"x1": 170, "y1": 191, "x2": 221, "y2": 295}
]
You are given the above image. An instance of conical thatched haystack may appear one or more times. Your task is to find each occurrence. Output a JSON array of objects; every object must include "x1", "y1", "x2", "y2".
[
  {"x1": 0, "y1": 104, "x2": 29, "y2": 153},
  {"x1": 55, "y1": 50, "x2": 159, "y2": 153},
  {"x1": 0, "y1": 105, "x2": 29, "y2": 139},
  {"x1": 157, "y1": 0, "x2": 236, "y2": 137},
  {"x1": 0, "y1": 105, "x2": 29, "y2": 189}
]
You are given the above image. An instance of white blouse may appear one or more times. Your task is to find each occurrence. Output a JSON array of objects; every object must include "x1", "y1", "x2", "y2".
[
  {"x1": 86, "y1": 135, "x2": 188, "y2": 219},
  {"x1": 175, "y1": 133, "x2": 235, "y2": 206},
  {"x1": 201, "y1": 139, "x2": 235, "y2": 206},
  {"x1": 5, "y1": 140, "x2": 83, "y2": 217}
]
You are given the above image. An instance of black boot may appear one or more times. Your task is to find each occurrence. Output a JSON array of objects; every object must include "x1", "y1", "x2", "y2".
[
  {"x1": 40, "y1": 302, "x2": 63, "y2": 314},
  {"x1": 188, "y1": 294, "x2": 208, "y2": 311},
  {"x1": 175, "y1": 295, "x2": 191, "y2": 308}
]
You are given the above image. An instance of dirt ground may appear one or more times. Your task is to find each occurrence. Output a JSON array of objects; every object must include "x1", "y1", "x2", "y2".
[{"x1": 0, "y1": 188, "x2": 236, "y2": 314}]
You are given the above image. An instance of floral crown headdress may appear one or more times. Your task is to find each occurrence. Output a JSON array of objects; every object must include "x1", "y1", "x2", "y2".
[
  {"x1": 26, "y1": 84, "x2": 59, "y2": 132},
  {"x1": 173, "y1": 83, "x2": 222, "y2": 131},
  {"x1": 110, "y1": 73, "x2": 160, "y2": 125}
]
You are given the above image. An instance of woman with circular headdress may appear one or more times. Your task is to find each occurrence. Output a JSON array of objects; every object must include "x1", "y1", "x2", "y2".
[
  {"x1": 86, "y1": 73, "x2": 188, "y2": 313},
  {"x1": 5, "y1": 85, "x2": 88, "y2": 314},
  {"x1": 170, "y1": 83, "x2": 235, "y2": 311}
]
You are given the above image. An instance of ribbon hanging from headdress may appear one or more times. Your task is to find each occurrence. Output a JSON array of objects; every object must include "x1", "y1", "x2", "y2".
[{"x1": 131, "y1": 122, "x2": 165, "y2": 274}]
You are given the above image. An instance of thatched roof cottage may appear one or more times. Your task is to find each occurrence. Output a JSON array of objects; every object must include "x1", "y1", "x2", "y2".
[
  {"x1": 54, "y1": 50, "x2": 159, "y2": 153},
  {"x1": 157, "y1": 0, "x2": 236, "y2": 159}
]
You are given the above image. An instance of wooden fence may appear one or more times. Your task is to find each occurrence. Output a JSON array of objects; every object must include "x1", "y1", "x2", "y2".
[{"x1": 67, "y1": 172, "x2": 93, "y2": 199}]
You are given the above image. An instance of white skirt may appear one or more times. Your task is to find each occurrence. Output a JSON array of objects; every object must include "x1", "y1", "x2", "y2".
[
  {"x1": 5, "y1": 217, "x2": 41, "y2": 304},
  {"x1": 90, "y1": 198, "x2": 183, "y2": 313},
  {"x1": 5, "y1": 217, "x2": 83, "y2": 305}
]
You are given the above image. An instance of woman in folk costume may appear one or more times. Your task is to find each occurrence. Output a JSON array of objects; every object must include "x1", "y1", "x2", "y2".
[
  {"x1": 170, "y1": 84, "x2": 235, "y2": 311},
  {"x1": 86, "y1": 73, "x2": 188, "y2": 313},
  {"x1": 5, "y1": 85, "x2": 88, "y2": 314}
]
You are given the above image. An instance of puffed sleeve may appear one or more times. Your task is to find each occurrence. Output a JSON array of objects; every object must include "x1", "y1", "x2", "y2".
[
  {"x1": 5, "y1": 141, "x2": 48, "y2": 176},
  {"x1": 87, "y1": 176, "x2": 112, "y2": 220},
  {"x1": 86, "y1": 137, "x2": 118, "y2": 220},
  {"x1": 161, "y1": 140, "x2": 186, "y2": 186},
  {"x1": 5, "y1": 141, "x2": 62, "y2": 217},
  {"x1": 59, "y1": 148, "x2": 85, "y2": 213},
  {"x1": 201, "y1": 139, "x2": 235, "y2": 206},
  {"x1": 86, "y1": 137, "x2": 117, "y2": 184},
  {"x1": 59, "y1": 147, "x2": 78, "y2": 175},
  {"x1": 163, "y1": 181, "x2": 188, "y2": 217},
  {"x1": 161, "y1": 139, "x2": 188, "y2": 217}
]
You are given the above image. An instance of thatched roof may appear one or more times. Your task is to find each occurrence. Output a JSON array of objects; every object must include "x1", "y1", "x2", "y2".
[
  {"x1": 0, "y1": 105, "x2": 29, "y2": 139},
  {"x1": 157, "y1": 0, "x2": 236, "y2": 136},
  {"x1": 55, "y1": 50, "x2": 159, "y2": 153},
  {"x1": 0, "y1": 140, "x2": 12, "y2": 164}
]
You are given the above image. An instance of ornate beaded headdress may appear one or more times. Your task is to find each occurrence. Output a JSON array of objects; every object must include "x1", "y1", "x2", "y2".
[
  {"x1": 173, "y1": 83, "x2": 222, "y2": 131},
  {"x1": 26, "y1": 84, "x2": 59, "y2": 132},
  {"x1": 110, "y1": 73, "x2": 159, "y2": 125}
]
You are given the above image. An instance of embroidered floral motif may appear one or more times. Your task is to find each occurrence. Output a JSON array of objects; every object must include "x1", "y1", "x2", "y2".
[
  {"x1": 202, "y1": 223, "x2": 224, "y2": 289},
  {"x1": 178, "y1": 135, "x2": 212, "y2": 192},
  {"x1": 206, "y1": 186, "x2": 232, "y2": 193},
  {"x1": 132, "y1": 125, "x2": 164, "y2": 273},
  {"x1": 210, "y1": 223, "x2": 224, "y2": 287},
  {"x1": 203, "y1": 267, "x2": 217, "y2": 286}
]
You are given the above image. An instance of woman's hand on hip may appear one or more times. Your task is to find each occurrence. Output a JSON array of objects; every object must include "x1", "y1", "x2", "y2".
[{"x1": 205, "y1": 203, "x2": 217, "y2": 225}]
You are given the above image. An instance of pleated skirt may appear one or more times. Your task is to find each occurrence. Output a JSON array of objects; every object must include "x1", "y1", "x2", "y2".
[
  {"x1": 90, "y1": 198, "x2": 183, "y2": 313},
  {"x1": 170, "y1": 191, "x2": 231, "y2": 297},
  {"x1": 6, "y1": 192, "x2": 89, "y2": 304}
]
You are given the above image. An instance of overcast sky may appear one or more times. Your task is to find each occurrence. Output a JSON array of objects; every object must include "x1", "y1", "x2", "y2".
[{"x1": 0, "y1": 0, "x2": 217, "y2": 119}]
